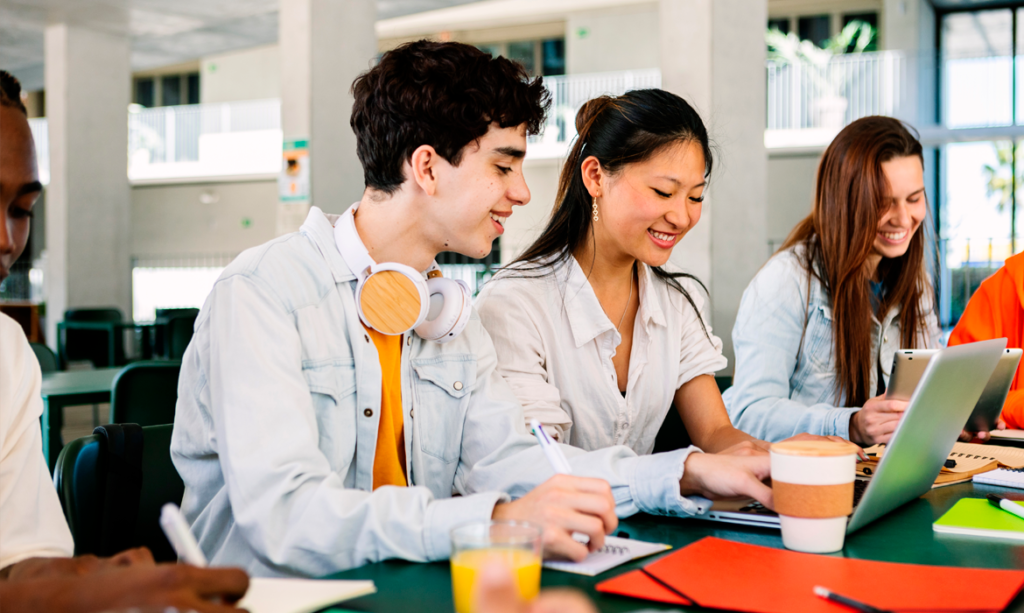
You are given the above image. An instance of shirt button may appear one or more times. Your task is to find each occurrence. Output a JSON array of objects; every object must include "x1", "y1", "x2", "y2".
[
  {"x1": 453, "y1": 381, "x2": 463, "y2": 391},
  {"x1": 363, "y1": 408, "x2": 373, "y2": 417},
  {"x1": 884, "y1": 335, "x2": 889, "y2": 343},
  {"x1": 410, "y1": 409, "x2": 415, "y2": 418},
  {"x1": 406, "y1": 337, "x2": 412, "y2": 346}
]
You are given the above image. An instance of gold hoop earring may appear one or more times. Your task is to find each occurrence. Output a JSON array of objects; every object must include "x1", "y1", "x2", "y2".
[{"x1": 592, "y1": 196, "x2": 599, "y2": 222}]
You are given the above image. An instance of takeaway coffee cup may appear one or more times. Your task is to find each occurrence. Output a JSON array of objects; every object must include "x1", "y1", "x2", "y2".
[{"x1": 770, "y1": 440, "x2": 859, "y2": 553}]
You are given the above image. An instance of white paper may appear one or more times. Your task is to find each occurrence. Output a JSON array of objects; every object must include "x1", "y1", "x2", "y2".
[
  {"x1": 237, "y1": 578, "x2": 376, "y2": 613},
  {"x1": 542, "y1": 536, "x2": 670, "y2": 577}
]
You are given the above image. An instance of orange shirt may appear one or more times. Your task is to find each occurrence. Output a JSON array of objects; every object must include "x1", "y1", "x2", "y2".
[
  {"x1": 948, "y1": 252, "x2": 1024, "y2": 428},
  {"x1": 364, "y1": 325, "x2": 408, "y2": 489}
]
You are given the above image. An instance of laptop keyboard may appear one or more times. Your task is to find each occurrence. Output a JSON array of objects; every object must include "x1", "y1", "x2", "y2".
[{"x1": 741, "y1": 479, "x2": 870, "y2": 515}]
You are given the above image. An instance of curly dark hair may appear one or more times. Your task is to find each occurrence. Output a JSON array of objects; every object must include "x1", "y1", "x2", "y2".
[
  {"x1": 0, "y1": 70, "x2": 27, "y2": 115},
  {"x1": 351, "y1": 40, "x2": 550, "y2": 194}
]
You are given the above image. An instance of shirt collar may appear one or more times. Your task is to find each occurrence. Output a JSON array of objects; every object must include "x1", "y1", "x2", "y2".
[
  {"x1": 562, "y1": 256, "x2": 666, "y2": 348},
  {"x1": 300, "y1": 206, "x2": 356, "y2": 283}
]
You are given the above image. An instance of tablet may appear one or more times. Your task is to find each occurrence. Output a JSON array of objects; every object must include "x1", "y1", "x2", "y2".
[
  {"x1": 966, "y1": 348, "x2": 1022, "y2": 432},
  {"x1": 885, "y1": 349, "x2": 938, "y2": 401}
]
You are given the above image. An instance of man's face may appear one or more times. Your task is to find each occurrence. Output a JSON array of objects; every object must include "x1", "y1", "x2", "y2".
[
  {"x1": 424, "y1": 123, "x2": 531, "y2": 259},
  {"x1": 0, "y1": 105, "x2": 40, "y2": 282}
]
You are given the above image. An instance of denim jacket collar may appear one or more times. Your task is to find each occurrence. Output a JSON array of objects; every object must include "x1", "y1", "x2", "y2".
[{"x1": 300, "y1": 206, "x2": 356, "y2": 284}]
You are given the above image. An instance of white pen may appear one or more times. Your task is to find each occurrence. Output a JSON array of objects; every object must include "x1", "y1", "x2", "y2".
[
  {"x1": 160, "y1": 502, "x2": 208, "y2": 567},
  {"x1": 530, "y1": 418, "x2": 573, "y2": 474}
]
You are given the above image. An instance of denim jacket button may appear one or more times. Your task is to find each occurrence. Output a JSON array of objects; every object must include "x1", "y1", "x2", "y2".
[
  {"x1": 364, "y1": 334, "x2": 371, "y2": 343},
  {"x1": 884, "y1": 335, "x2": 889, "y2": 343},
  {"x1": 453, "y1": 381, "x2": 463, "y2": 391},
  {"x1": 363, "y1": 408, "x2": 373, "y2": 417}
]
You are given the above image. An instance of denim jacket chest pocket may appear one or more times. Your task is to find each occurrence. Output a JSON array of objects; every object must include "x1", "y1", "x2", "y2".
[
  {"x1": 411, "y1": 356, "x2": 476, "y2": 463},
  {"x1": 301, "y1": 359, "x2": 357, "y2": 472},
  {"x1": 792, "y1": 304, "x2": 836, "y2": 402}
]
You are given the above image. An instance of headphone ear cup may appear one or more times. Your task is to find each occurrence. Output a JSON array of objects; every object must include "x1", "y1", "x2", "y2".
[{"x1": 414, "y1": 278, "x2": 472, "y2": 343}]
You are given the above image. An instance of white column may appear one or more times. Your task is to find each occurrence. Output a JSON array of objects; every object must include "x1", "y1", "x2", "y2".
[
  {"x1": 44, "y1": 23, "x2": 132, "y2": 342},
  {"x1": 660, "y1": 0, "x2": 768, "y2": 369},
  {"x1": 278, "y1": 0, "x2": 378, "y2": 233}
]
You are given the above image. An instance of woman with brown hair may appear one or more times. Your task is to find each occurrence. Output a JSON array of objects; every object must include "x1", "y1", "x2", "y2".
[{"x1": 723, "y1": 116, "x2": 940, "y2": 445}]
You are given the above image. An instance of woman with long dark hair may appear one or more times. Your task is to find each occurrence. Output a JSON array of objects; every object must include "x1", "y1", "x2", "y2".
[
  {"x1": 477, "y1": 89, "x2": 782, "y2": 507},
  {"x1": 723, "y1": 116, "x2": 940, "y2": 445}
]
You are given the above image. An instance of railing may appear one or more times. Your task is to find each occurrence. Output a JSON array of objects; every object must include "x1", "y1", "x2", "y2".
[
  {"x1": 131, "y1": 254, "x2": 239, "y2": 321},
  {"x1": 766, "y1": 50, "x2": 912, "y2": 133},
  {"x1": 127, "y1": 99, "x2": 282, "y2": 181},
  {"x1": 529, "y1": 69, "x2": 662, "y2": 157}
]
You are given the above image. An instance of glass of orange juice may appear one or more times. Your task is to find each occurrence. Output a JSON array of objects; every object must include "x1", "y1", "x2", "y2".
[{"x1": 450, "y1": 520, "x2": 542, "y2": 613}]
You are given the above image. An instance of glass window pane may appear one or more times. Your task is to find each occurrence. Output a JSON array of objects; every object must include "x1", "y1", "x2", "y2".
[
  {"x1": 477, "y1": 44, "x2": 502, "y2": 58},
  {"x1": 798, "y1": 15, "x2": 830, "y2": 48},
  {"x1": 186, "y1": 72, "x2": 200, "y2": 105},
  {"x1": 941, "y1": 141, "x2": 1014, "y2": 325},
  {"x1": 135, "y1": 78, "x2": 154, "y2": 108},
  {"x1": 507, "y1": 41, "x2": 536, "y2": 75},
  {"x1": 542, "y1": 39, "x2": 565, "y2": 76},
  {"x1": 767, "y1": 18, "x2": 790, "y2": 35},
  {"x1": 162, "y1": 75, "x2": 181, "y2": 106},
  {"x1": 942, "y1": 9, "x2": 1012, "y2": 128}
]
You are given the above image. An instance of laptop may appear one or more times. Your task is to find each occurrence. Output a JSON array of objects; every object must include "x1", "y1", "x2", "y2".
[
  {"x1": 888, "y1": 347, "x2": 1021, "y2": 431},
  {"x1": 702, "y1": 338, "x2": 1007, "y2": 532}
]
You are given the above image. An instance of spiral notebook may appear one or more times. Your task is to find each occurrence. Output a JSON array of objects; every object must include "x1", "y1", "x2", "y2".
[
  {"x1": 974, "y1": 467, "x2": 1024, "y2": 489},
  {"x1": 542, "y1": 536, "x2": 670, "y2": 576}
]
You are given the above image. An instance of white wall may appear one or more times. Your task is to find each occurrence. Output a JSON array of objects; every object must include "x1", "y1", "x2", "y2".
[
  {"x1": 766, "y1": 152, "x2": 820, "y2": 247},
  {"x1": 502, "y1": 157, "x2": 563, "y2": 264},
  {"x1": 131, "y1": 180, "x2": 277, "y2": 256},
  {"x1": 567, "y1": 3, "x2": 659, "y2": 73},
  {"x1": 200, "y1": 45, "x2": 281, "y2": 104}
]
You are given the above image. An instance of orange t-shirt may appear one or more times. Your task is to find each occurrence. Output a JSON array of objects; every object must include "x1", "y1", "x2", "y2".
[
  {"x1": 364, "y1": 325, "x2": 408, "y2": 489},
  {"x1": 948, "y1": 252, "x2": 1024, "y2": 428}
]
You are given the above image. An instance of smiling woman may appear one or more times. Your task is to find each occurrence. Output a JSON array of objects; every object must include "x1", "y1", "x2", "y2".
[
  {"x1": 0, "y1": 71, "x2": 41, "y2": 285},
  {"x1": 723, "y1": 116, "x2": 942, "y2": 446}
]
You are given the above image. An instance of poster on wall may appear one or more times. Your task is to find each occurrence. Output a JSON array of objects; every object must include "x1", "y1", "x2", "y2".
[{"x1": 277, "y1": 138, "x2": 310, "y2": 235}]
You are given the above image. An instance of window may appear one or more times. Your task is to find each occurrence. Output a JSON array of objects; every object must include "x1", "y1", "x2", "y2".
[
  {"x1": 132, "y1": 72, "x2": 201, "y2": 108},
  {"x1": 476, "y1": 38, "x2": 566, "y2": 77},
  {"x1": 842, "y1": 12, "x2": 878, "y2": 52},
  {"x1": 135, "y1": 78, "x2": 155, "y2": 108},
  {"x1": 798, "y1": 15, "x2": 831, "y2": 48},
  {"x1": 767, "y1": 18, "x2": 790, "y2": 35},
  {"x1": 942, "y1": 9, "x2": 1013, "y2": 129}
]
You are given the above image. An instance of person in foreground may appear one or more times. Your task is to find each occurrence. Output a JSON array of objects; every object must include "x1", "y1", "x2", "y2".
[
  {"x1": 0, "y1": 69, "x2": 249, "y2": 612},
  {"x1": 172, "y1": 41, "x2": 751, "y2": 579},
  {"x1": 476, "y1": 89, "x2": 782, "y2": 505},
  {"x1": 723, "y1": 116, "x2": 941, "y2": 445},
  {"x1": 948, "y1": 251, "x2": 1024, "y2": 429}
]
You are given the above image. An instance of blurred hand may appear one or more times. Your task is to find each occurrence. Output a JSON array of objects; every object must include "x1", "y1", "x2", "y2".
[
  {"x1": 717, "y1": 440, "x2": 769, "y2": 456},
  {"x1": 474, "y1": 561, "x2": 598, "y2": 613},
  {"x1": 5, "y1": 547, "x2": 155, "y2": 581},
  {"x1": 492, "y1": 474, "x2": 617, "y2": 562},
  {"x1": 679, "y1": 452, "x2": 774, "y2": 509},
  {"x1": 960, "y1": 417, "x2": 1008, "y2": 443},
  {"x1": 0, "y1": 563, "x2": 249, "y2": 613},
  {"x1": 850, "y1": 394, "x2": 907, "y2": 445}
]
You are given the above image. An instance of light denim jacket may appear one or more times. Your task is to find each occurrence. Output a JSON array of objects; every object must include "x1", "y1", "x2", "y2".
[
  {"x1": 722, "y1": 246, "x2": 941, "y2": 442},
  {"x1": 171, "y1": 207, "x2": 706, "y2": 578}
]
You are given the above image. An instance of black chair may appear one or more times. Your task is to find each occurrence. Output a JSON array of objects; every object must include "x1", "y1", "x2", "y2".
[
  {"x1": 60, "y1": 307, "x2": 126, "y2": 369},
  {"x1": 53, "y1": 424, "x2": 184, "y2": 561},
  {"x1": 652, "y1": 375, "x2": 735, "y2": 453},
  {"x1": 109, "y1": 361, "x2": 181, "y2": 426},
  {"x1": 30, "y1": 342, "x2": 58, "y2": 373},
  {"x1": 153, "y1": 308, "x2": 199, "y2": 359}
]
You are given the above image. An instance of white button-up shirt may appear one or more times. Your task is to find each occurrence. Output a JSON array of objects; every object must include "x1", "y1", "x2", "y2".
[
  {"x1": 476, "y1": 256, "x2": 727, "y2": 455},
  {"x1": 0, "y1": 313, "x2": 74, "y2": 571}
]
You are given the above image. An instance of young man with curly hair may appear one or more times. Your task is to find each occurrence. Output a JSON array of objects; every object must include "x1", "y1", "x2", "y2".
[{"x1": 171, "y1": 41, "x2": 735, "y2": 578}]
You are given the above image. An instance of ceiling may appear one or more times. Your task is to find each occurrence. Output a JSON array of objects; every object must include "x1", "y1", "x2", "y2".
[{"x1": 1, "y1": 0, "x2": 481, "y2": 91}]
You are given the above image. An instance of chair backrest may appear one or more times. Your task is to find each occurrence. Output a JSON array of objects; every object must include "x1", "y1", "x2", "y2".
[
  {"x1": 166, "y1": 314, "x2": 197, "y2": 359},
  {"x1": 30, "y1": 342, "x2": 58, "y2": 373},
  {"x1": 155, "y1": 307, "x2": 200, "y2": 322},
  {"x1": 64, "y1": 308, "x2": 123, "y2": 323},
  {"x1": 53, "y1": 424, "x2": 184, "y2": 562},
  {"x1": 110, "y1": 361, "x2": 182, "y2": 426}
]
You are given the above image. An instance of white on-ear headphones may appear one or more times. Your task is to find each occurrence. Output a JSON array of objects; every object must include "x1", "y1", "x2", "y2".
[{"x1": 334, "y1": 203, "x2": 472, "y2": 343}]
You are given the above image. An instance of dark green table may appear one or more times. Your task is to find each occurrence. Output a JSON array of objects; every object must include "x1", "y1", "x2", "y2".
[
  {"x1": 329, "y1": 483, "x2": 1024, "y2": 612},
  {"x1": 40, "y1": 367, "x2": 120, "y2": 472}
]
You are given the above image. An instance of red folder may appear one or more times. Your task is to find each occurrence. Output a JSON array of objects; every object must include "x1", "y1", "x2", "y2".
[{"x1": 596, "y1": 537, "x2": 1024, "y2": 613}]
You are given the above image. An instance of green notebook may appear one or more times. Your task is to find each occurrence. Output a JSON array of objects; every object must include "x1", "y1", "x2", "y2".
[{"x1": 933, "y1": 498, "x2": 1024, "y2": 541}]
